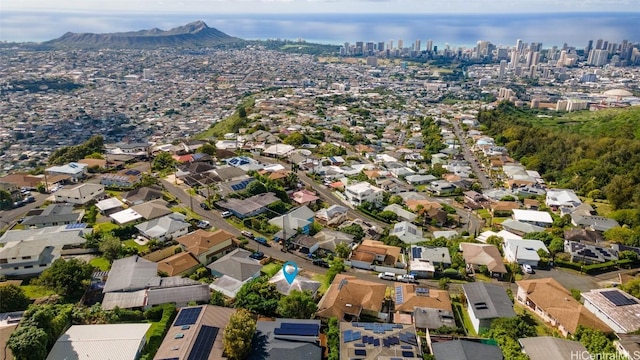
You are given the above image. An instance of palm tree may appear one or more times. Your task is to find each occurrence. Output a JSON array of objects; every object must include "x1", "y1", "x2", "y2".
[{"x1": 284, "y1": 172, "x2": 299, "y2": 190}]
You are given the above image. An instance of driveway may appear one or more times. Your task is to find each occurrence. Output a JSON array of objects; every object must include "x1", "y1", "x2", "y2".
[{"x1": 524, "y1": 267, "x2": 600, "y2": 292}]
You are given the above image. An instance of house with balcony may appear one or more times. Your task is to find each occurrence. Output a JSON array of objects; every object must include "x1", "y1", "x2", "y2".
[{"x1": 344, "y1": 182, "x2": 383, "y2": 207}]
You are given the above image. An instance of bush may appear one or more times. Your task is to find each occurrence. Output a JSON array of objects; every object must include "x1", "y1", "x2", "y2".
[
  {"x1": 554, "y1": 259, "x2": 582, "y2": 271},
  {"x1": 139, "y1": 304, "x2": 176, "y2": 360},
  {"x1": 143, "y1": 306, "x2": 165, "y2": 322}
]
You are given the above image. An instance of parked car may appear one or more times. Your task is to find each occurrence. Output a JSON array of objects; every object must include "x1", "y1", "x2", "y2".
[
  {"x1": 522, "y1": 264, "x2": 534, "y2": 274},
  {"x1": 25, "y1": 196, "x2": 35, "y2": 203},
  {"x1": 396, "y1": 274, "x2": 417, "y2": 283},
  {"x1": 221, "y1": 211, "x2": 232, "y2": 218},
  {"x1": 241, "y1": 230, "x2": 255, "y2": 239},
  {"x1": 312, "y1": 259, "x2": 329, "y2": 268},
  {"x1": 199, "y1": 202, "x2": 210, "y2": 210},
  {"x1": 378, "y1": 272, "x2": 396, "y2": 281},
  {"x1": 249, "y1": 251, "x2": 265, "y2": 260},
  {"x1": 196, "y1": 220, "x2": 211, "y2": 229},
  {"x1": 254, "y1": 237, "x2": 270, "y2": 247}
]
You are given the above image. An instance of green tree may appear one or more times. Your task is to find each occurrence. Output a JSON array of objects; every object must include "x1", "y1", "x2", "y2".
[
  {"x1": 99, "y1": 233, "x2": 122, "y2": 262},
  {"x1": 327, "y1": 318, "x2": 340, "y2": 360},
  {"x1": 84, "y1": 205, "x2": 98, "y2": 224},
  {"x1": 34, "y1": 258, "x2": 93, "y2": 299},
  {"x1": 340, "y1": 224, "x2": 365, "y2": 242},
  {"x1": 548, "y1": 238, "x2": 565, "y2": 257},
  {"x1": 283, "y1": 132, "x2": 307, "y2": 146},
  {"x1": 197, "y1": 143, "x2": 216, "y2": 156},
  {"x1": 388, "y1": 195, "x2": 403, "y2": 205},
  {"x1": 334, "y1": 242, "x2": 351, "y2": 258},
  {"x1": 377, "y1": 210, "x2": 399, "y2": 223},
  {"x1": 438, "y1": 278, "x2": 450, "y2": 290},
  {"x1": 223, "y1": 309, "x2": 256, "y2": 360},
  {"x1": 573, "y1": 326, "x2": 616, "y2": 354},
  {"x1": 326, "y1": 258, "x2": 346, "y2": 285},
  {"x1": 0, "y1": 284, "x2": 30, "y2": 312},
  {"x1": 277, "y1": 290, "x2": 317, "y2": 319},
  {"x1": 237, "y1": 105, "x2": 247, "y2": 119},
  {"x1": 283, "y1": 172, "x2": 299, "y2": 190},
  {"x1": 0, "y1": 189, "x2": 12, "y2": 210},
  {"x1": 486, "y1": 235, "x2": 504, "y2": 255},
  {"x1": 485, "y1": 315, "x2": 536, "y2": 359},
  {"x1": 603, "y1": 226, "x2": 637, "y2": 246},
  {"x1": 620, "y1": 278, "x2": 640, "y2": 298},
  {"x1": 152, "y1": 151, "x2": 176, "y2": 172},
  {"x1": 245, "y1": 181, "x2": 267, "y2": 196},
  {"x1": 7, "y1": 326, "x2": 48, "y2": 360},
  {"x1": 234, "y1": 277, "x2": 281, "y2": 317},
  {"x1": 210, "y1": 290, "x2": 226, "y2": 307},
  {"x1": 605, "y1": 175, "x2": 635, "y2": 210}
]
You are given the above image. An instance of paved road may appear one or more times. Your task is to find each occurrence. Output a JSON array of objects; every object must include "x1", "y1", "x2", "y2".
[
  {"x1": 431, "y1": 197, "x2": 484, "y2": 235},
  {"x1": 0, "y1": 192, "x2": 50, "y2": 232},
  {"x1": 450, "y1": 119, "x2": 492, "y2": 189}
]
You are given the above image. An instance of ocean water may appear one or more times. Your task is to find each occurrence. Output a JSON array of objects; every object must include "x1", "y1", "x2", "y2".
[{"x1": 2, "y1": 12, "x2": 639, "y2": 48}]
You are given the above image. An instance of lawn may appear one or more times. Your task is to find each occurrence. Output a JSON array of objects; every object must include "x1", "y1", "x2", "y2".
[
  {"x1": 21, "y1": 284, "x2": 56, "y2": 299},
  {"x1": 262, "y1": 262, "x2": 282, "y2": 277},
  {"x1": 312, "y1": 273, "x2": 329, "y2": 294},
  {"x1": 89, "y1": 256, "x2": 111, "y2": 271},
  {"x1": 123, "y1": 239, "x2": 150, "y2": 252},
  {"x1": 515, "y1": 303, "x2": 554, "y2": 336},
  {"x1": 93, "y1": 222, "x2": 119, "y2": 234},
  {"x1": 452, "y1": 300, "x2": 477, "y2": 336}
]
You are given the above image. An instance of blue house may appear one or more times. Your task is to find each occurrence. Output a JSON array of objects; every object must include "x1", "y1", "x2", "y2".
[{"x1": 269, "y1": 206, "x2": 315, "y2": 241}]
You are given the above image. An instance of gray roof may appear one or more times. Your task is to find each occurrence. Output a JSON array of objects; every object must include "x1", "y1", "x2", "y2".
[
  {"x1": 102, "y1": 290, "x2": 147, "y2": 310},
  {"x1": 22, "y1": 204, "x2": 82, "y2": 226},
  {"x1": 207, "y1": 249, "x2": 263, "y2": 281},
  {"x1": 130, "y1": 199, "x2": 171, "y2": 220},
  {"x1": 462, "y1": 282, "x2": 516, "y2": 320},
  {"x1": 103, "y1": 256, "x2": 157, "y2": 293},
  {"x1": 122, "y1": 186, "x2": 163, "y2": 205},
  {"x1": 216, "y1": 192, "x2": 280, "y2": 216},
  {"x1": 146, "y1": 284, "x2": 211, "y2": 306},
  {"x1": 501, "y1": 219, "x2": 546, "y2": 234},
  {"x1": 413, "y1": 307, "x2": 456, "y2": 329},
  {"x1": 250, "y1": 319, "x2": 322, "y2": 360},
  {"x1": 411, "y1": 246, "x2": 452, "y2": 264},
  {"x1": 269, "y1": 269, "x2": 321, "y2": 296},
  {"x1": 135, "y1": 212, "x2": 189, "y2": 239},
  {"x1": 0, "y1": 224, "x2": 90, "y2": 244},
  {"x1": 519, "y1": 337, "x2": 588, "y2": 360},
  {"x1": 432, "y1": 340, "x2": 503, "y2": 360}
]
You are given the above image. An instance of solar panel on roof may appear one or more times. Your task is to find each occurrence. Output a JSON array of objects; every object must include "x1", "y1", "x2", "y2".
[
  {"x1": 174, "y1": 307, "x2": 202, "y2": 326},
  {"x1": 354, "y1": 349, "x2": 366, "y2": 356},
  {"x1": 275, "y1": 327, "x2": 319, "y2": 336},
  {"x1": 187, "y1": 325, "x2": 219, "y2": 360},
  {"x1": 602, "y1": 290, "x2": 638, "y2": 306},
  {"x1": 401, "y1": 345, "x2": 413, "y2": 349},
  {"x1": 402, "y1": 351, "x2": 414, "y2": 357},
  {"x1": 355, "y1": 343, "x2": 365, "y2": 348}
]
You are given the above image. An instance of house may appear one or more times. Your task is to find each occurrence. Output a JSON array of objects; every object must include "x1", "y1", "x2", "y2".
[
  {"x1": 431, "y1": 340, "x2": 503, "y2": 360},
  {"x1": 54, "y1": 183, "x2": 105, "y2": 205},
  {"x1": 46, "y1": 323, "x2": 151, "y2": 360},
  {"x1": 291, "y1": 229, "x2": 354, "y2": 255},
  {"x1": 462, "y1": 282, "x2": 516, "y2": 334},
  {"x1": 291, "y1": 189, "x2": 320, "y2": 206},
  {"x1": 315, "y1": 205, "x2": 349, "y2": 226},
  {"x1": 0, "y1": 173, "x2": 42, "y2": 189},
  {"x1": 100, "y1": 169, "x2": 142, "y2": 188},
  {"x1": 316, "y1": 274, "x2": 387, "y2": 321},
  {"x1": 564, "y1": 241, "x2": 618, "y2": 264},
  {"x1": 394, "y1": 284, "x2": 452, "y2": 315},
  {"x1": 250, "y1": 319, "x2": 321, "y2": 360},
  {"x1": 571, "y1": 215, "x2": 620, "y2": 232},
  {"x1": 109, "y1": 208, "x2": 144, "y2": 225},
  {"x1": 500, "y1": 219, "x2": 546, "y2": 236},
  {"x1": 135, "y1": 213, "x2": 191, "y2": 242},
  {"x1": 21, "y1": 203, "x2": 84, "y2": 228},
  {"x1": 564, "y1": 229, "x2": 605, "y2": 244},
  {"x1": 269, "y1": 268, "x2": 321, "y2": 296},
  {"x1": 157, "y1": 252, "x2": 200, "y2": 277},
  {"x1": 582, "y1": 288, "x2": 640, "y2": 334},
  {"x1": 344, "y1": 182, "x2": 383, "y2": 206},
  {"x1": 512, "y1": 209, "x2": 553, "y2": 228},
  {"x1": 459, "y1": 243, "x2": 507, "y2": 276},
  {"x1": 177, "y1": 229, "x2": 236, "y2": 265},
  {"x1": 350, "y1": 240, "x2": 402, "y2": 269},
  {"x1": 101, "y1": 256, "x2": 210, "y2": 310},
  {"x1": 95, "y1": 197, "x2": 125, "y2": 215},
  {"x1": 130, "y1": 199, "x2": 173, "y2": 220},
  {"x1": 409, "y1": 246, "x2": 451, "y2": 278},
  {"x1": 110, "y1": 142, "x2": 150, "y2": 156},
  {"x1": 391, "y1": 221, "x2": 424, "y2": 244},
  {"x1": 263, "y1": 144, "x2": 296, "y2": 157},
  {"x1": 615, "y1": 334, "x2": 640, "y2": 360},
  {"x1": 269, "y1": 206, "x2": 315, "y2": 241},
  {"x1": 45, "y1": 162, "x2": 88, "y2": 182},
  {"x1": 405, "y1": 174, "x2": 437, "y2": 185},
  {"x1": 432, "y1": 230, "x2": 459, "y2": 240},
  {"x1": 122, "y1": 186, "x2": 163, "y2": 205},
  {"x1": 154, "y1": 305, "x2": 236, "y2": 360},
  {"x1": 339, "y1": 321, "x2": 422, "y2": 359},
  {"x1": 428, "y1": 181, "x2": 457, "y2": 196},
  {"x1": 216, "y1": 192, "x2": 281, "y2": 219},
  {"x1": 546, "y1": 189, "x2": 582, "y2": 210},
  {"x1": 503, "y1": 238, "x2": 549, "y2": 267},
  {"x1": 413, "y1": 305, "x2": 456, "y2": 330},
  {"x1": 475, "y1": 230, "x2": 522, "y2": 243},
  {"x1": 518, "y1": 337, "x2": 588, "y2": 360},
  {"x1": 490, "y1": 201, "x2": 520, "y2": 217},
  {"x1": 515, "y1": 278, "x2": 611, "y2": 336},
  {"x1": 383, "y1": 204, "x2": 417, "y2": 223},
  {"x1": 207, "y1": 249, "x2": 263, "y2": 298}
]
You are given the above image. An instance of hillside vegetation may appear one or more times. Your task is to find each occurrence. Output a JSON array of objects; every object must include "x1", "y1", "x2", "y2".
[
  {"x1": 196, "y1": 97, "x2": 255, "y2": 140},
  {"x1": 48, "y1": 135, "x2": 105, "y2": 165},
  {"x1": 479, "y1": 102, "x2": 640, "y2": 210}
]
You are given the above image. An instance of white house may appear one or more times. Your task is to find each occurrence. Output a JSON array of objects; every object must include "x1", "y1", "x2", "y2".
[
  {"x1": 582, "y1": 288, "x2": 640, "y2": 334},
  {"x1": 54, "y1": 183, "x2": 105, "y2": 205},
  {"x1": 391, "y1": 221, "x2": 424, "y2": 244},
  {"x1": 512, "y1": 209, "x2": 554, "y2": 228},
  {"x1": 546, "y1": 189, "x2": 582, "y2": 209},
  {"x1": 344, "y1": 182, "x2": 383, "y2": 206},
  {"x1": 503, "y1": 238, "x2": 549, "y2": 267},
  {"x1": 46, "y1": 324, "x2": 150, "y2": 360},
  {"x1": 46, "y1": 162, "x2": 88, "y2": 182},
  {"x1": 135, "y1": 213, "x2": 191, "y2": 242}
]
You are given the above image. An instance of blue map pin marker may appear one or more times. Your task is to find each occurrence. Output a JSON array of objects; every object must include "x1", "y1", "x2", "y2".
[{"x1": 282, "y1": 261, "x2": 299, "y2": 285}]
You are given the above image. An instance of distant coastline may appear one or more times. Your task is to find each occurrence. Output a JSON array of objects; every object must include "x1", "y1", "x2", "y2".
[{"x1": 2, "y1": 12, "x2": 639, "y2": 48}]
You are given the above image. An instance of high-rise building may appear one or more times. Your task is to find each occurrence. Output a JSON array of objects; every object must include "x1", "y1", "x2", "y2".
[
  {"x1": 414, "y1": 40, "x2": 421, "y2": 52},
  {"x1": 397, "y1": 39, "x2": 404, "y2": 50},
  {"x1": 510, "y1": 49, "x2": 519, "y2": 69},
  {"x1": 499, "y1": 60, "x2": 507, "y2": 80},
  {"x1": 426, "y1": 40, "x2": 433, "y2": 52},
  {"x1": 366, "y1": 56, "x2": 378, "y2": 67},
  {"x1": 585, "y1": 40, "x2": 593, "y2": 55},
  {"x1": 377, "y1": 42, "x2": 385, "y2": 52},
  {"x1": 366, "y1": 42, "x2": 375, "y2": 53},
  {"x1": 595, "y1": 39, "x2": 604, "y2": 50},
  {"x1": 587, "y1": 49, "x2": 609, "y2": 66},
  {"x1": 355, "y1": 41, "x2": 364, "y2": 55},
  {"x1": 388, "y1": 40, "x2": 393, "y2": 50},
  {"x1": 557, "y1": 50, "x2": 568, "y2": 67},
  {"x1": 516, "y1": 39, "x2": 523, "y2": 53}
]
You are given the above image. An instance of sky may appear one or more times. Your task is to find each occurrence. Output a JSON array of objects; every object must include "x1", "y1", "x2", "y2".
[{"x1": 2, "y1": 0, "x2": 640, "y2": 44}]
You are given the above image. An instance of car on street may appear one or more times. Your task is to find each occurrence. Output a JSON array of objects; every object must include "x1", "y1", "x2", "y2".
[
  {"x1": 241, "y1": 230, "x2": 255, "y2": 239},
  {"x1": 254, "y1": 237, "x2": 270, "y2": 247},
  {"x1": 312, "y1": 258, "x2": 329, "y2": 268},
  {"x1": 196, "y1": 220, "x2": 211, "y2": 229},
  {"x1": 396, "y1": 274, "x2": 417, "y2": 283},
  {"x1": 199, "y1": 202, "x2": 210, "y2": 210},
  {"x1": 249, "y1": 251, "x2": 265, "y2": 260},
  {"x1": 522, "y1": 264, "x2": 534, "y2": 274},
  {"x1": 378, "y1": 272, "x2": 397, "y2": 281},
  {"x1": 221, "y1": 211, "x2": 232, "y2": 218}
]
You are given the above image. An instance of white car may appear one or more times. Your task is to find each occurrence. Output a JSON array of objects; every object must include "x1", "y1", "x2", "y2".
[
  {"x1": 378, "y1": 272, "x2": 396, "y2": 281},
  {"x1": 196, "y1": 220, "x2": 211, "y2": 229},
  {"x1": 396, "y1": 274, "x2": 417, "y2": 283},
  {"x1": 522, "y1": 264, "x2": 534, "y2": 274},
  {"x1": 221, "y1": 211, "x2": 232, "y2": 218}
]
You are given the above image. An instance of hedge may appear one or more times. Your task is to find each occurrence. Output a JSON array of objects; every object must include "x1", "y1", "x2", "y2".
[
  {"x1": 554, "y1": 259, "x2": 582, "y2": 271},
  {"x1": 139, "y1": 304, "x2": 177, "y2": 360}
]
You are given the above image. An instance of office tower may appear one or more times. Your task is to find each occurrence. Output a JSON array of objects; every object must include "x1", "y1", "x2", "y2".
[
  {"x1": 366, "y1": 42, "x2": 375, "y2": 53},
  {"x1": 388, "y1": 40, "x2": 393, "y2": 50},
  {"x1": 499, "y1": 60, "x2": 507, "y2": 80},
  {"x1": 549, "y1": 46, "x2": 558, "y2": 60},
  {"x1": 397, "y1": 39, "x2": 403, "y2": 50},
  {"x1": 426, "y1": 40, "x2": 433, "y2": 52},
  {"x1": 531, "y1": 51, "x2": 540, "y2": 66},
  {"x1": 343, "y1": 42, "x2": 350, "y2": 55},
  {"x1": 595, "y1": 39, "x2": 603, "y2": 50},
  {"x1": 516, "y1": 39, "x2": 523, "y2": 52},
  {"x1": 496, "y1": 48, "x2": 508, "y2": 60},
  {"x1": 585, "y1": 40, "x2": 593, "y2": 55},
  {"x1": 557, "y1": 50, "x2": 567, "y2": 67},
  {"x1": 529, "y1": 42, "x2": 542, "y2": 52},
  {"x1": 377, "y1": 42, "x2": 385, "y2": 52},
  {"x1": 588, "y1": 49, "x2": 609, "y2": 66},
  {"x1": 525, "y1": 50, "x2": 534, "y2": 67},
  {"x1": 510, "y1": 49, "x2": 519, "y2": 69},
  {"x1": 414, "y1": 40, "x2": 421, "y2": 51},
  {"x1": 476, "y1": 40, "x2": 490, "y2": 58},
  {"x1": 434, "y1": 45, "x2": 438, "y2": 53},
  {"x1": 622, "y1": 40, "x2": 629, "y2": 51},
  {"x1": 529, "y1": 65, "x2": 537, "y2": 78},
  {"x1": 355, "y1": 41, "x2": 363, "y2": 55},
  {"x1": 602, "y1": 41, "x2": 608, "y2": 50}
]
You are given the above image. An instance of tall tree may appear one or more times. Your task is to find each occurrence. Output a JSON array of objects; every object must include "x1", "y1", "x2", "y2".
[
  {"x1": 223, "y1": 309, "x2": 256, "y2": 360},
  {"x1": 0, "y1": 284, "x2": 30, "y2": 312},
  {"x1": 34, "y1": 258, "x2": 93, "y2": 299},
  {"x1": 152, "y1": 151, "x2": 176, "y2": 172},
  {"x1": 7, "y1": 326, "x2": 48, "y2": 360},
  {"x1": 234, "y1": 277, "x2": 281, "y2": 317},
  {"x1": 334, "y1": 242, "x2": 351, "y2": 259},
  {"x1": 99, "y1": 233, "x2": 122, "y2": 262},
  {"x1": 277, "y1": 290, "x2": 317, "y2": 319}
]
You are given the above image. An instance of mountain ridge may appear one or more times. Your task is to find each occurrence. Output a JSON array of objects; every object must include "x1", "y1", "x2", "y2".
[{"x1": 44, "y1": 21, "x2": 241, "y2": 49}]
